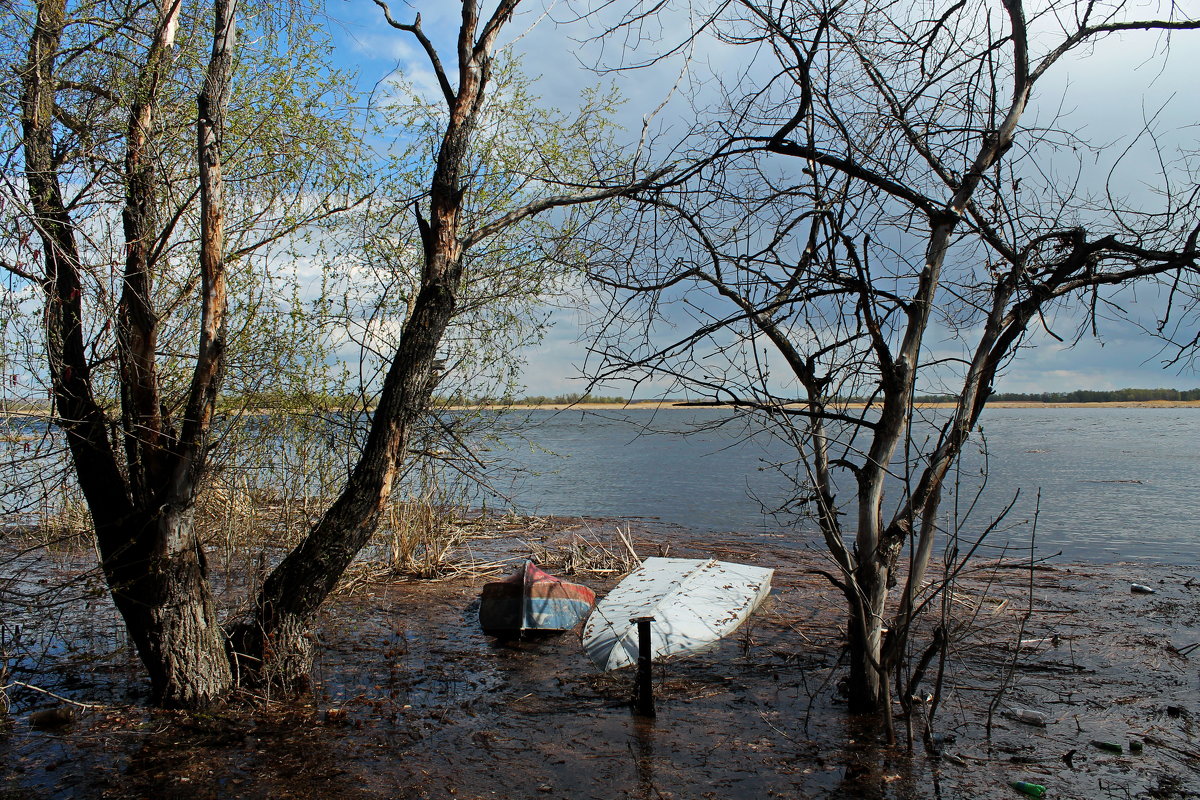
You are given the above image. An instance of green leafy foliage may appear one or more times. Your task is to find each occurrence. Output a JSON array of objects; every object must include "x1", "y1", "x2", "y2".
[{"x1": 307, "y1": 56, "x2": 628, "y2": 420}]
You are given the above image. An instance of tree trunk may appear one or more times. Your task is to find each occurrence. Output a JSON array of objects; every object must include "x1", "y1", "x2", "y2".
[
  {"x1": 229, "y1": 268, "x2": 458, "y2": 687},
  {"x1": 846, "y1": 560, "x2": 888, "y2": 714},
  {"x1": 229, "y1": 0, "x2": 657, "y2": 690},
  {"x1": 18, "y1": 0, "x2": 237, "y2": 709},
  {"x1": 229, "y1": 0, "x2": 515, "y2": 689},
  {"x1": 96, "y1": 509, "x2": 231, "y2": 708}
]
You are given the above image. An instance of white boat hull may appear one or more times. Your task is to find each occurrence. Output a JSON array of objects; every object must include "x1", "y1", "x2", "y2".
[{"x1": 582, "y1": 557, "x2": 774, "y2": 671}]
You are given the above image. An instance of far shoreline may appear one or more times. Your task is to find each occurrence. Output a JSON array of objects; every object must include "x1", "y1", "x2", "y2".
[
  {"x1": 473, "y1": 399, "x2": 1200, "y2": 411},
  {"x1": 4, "y1": 399, "x2": 1198, "y2": 420}
]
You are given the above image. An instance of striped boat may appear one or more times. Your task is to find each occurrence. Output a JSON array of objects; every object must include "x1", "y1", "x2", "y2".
[{"x1": 479, "y1": 561, "x2": 597, "y2": 638}]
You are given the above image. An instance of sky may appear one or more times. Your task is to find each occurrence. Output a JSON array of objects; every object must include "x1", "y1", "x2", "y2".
[{"x1": 316, "y1": 0, "x2": 1200, "y2": 398}]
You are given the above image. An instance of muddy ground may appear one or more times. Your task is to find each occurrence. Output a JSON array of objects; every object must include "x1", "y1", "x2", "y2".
[{"x1": 2, "y1": 519, "x2": 1199, "y2": 799}]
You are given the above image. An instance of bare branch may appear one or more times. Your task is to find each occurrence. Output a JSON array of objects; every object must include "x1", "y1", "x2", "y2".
[
  {"x1": 1032, "y1": 16, "x2": 1200, "y2": 82},
  {"x1": 462, "y1": 165, "x2": 674, "y2": 248},
  {"x1": 372, "y1": 1, "x2": 457, "y2": 107},
  {"x1": 751, "y1": 137, "x2": 941, "y2": 217},
  {"x1": 0, "y1": 258, "x2": 41, "y2": 283}
]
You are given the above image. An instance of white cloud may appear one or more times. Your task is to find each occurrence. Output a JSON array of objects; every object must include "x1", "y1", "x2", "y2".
[{"x1": 319, "y1": 1, "x2": 1200, "y2": 398}]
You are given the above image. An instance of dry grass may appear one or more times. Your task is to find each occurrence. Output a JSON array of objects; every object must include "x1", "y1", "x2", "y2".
[
  {"x1": 2, "y1": 475, "x2": 542, "y2": 593},
  {"x1": 378, "y1": 499, "x2": 468, "y2": 578},
  {"x1": 4, "y1": 490, "x2": 97, "y2": 552},
  {"x1": 527, "y1": 524, "x2": 643, "y2": 576}
]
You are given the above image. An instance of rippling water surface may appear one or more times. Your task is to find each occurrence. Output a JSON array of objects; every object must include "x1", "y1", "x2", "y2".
[
  {"x1": 485, "y1": 407, "x2": 1200, "y2": 565},
  {"x1": 4, "y1": 406, "x2": 1195, "y2": 564}
]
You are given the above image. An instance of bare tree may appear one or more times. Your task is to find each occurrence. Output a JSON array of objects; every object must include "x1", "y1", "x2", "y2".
[{"x1": 584, "y1": 0, "x2": 1200, "y2": 722}]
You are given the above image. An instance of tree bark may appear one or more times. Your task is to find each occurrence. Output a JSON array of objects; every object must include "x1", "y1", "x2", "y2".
[
  {"x1": 19, "y1": 0, "x2": 236, "y2": 708},
  {"x1": 95, "y1": 509, "x2": 231, "y2": 708},
  {"x1": 229, "y1": 0, "x2": 511, "y2": 686}
]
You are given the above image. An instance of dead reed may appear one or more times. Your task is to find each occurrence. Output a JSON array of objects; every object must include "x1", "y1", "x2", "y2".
[
  {"x1": 527, "y1": 523, "x2": 643, "y2": 576},
  {"x1": 379, "y1": 497, "x2": 468, "y2": 578}
]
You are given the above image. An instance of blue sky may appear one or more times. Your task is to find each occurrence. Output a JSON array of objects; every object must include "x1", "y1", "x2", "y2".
[{"x1": 318, "y1": 1, "x2": 1200, "y2": 397}]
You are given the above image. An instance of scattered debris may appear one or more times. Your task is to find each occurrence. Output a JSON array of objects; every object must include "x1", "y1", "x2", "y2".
[
  {"x1": 1010, "y1": 780, "x2": 1047, "y2": 797},
  {"x1": 1008, "y1": 709, "x2": 1048, "y2": 727},
  {"x1": 28, "y1": 707, "x2": 75, "y2": 730}
]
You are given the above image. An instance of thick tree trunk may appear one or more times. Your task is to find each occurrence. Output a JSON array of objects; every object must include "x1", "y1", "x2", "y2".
[
  {"x1": 115, "y1": 0, "x2": 239, "y2": 708},
  {"x1": 95, "y1": 509, "x2": 231, "y2": 708},
  {"x1": 19, "y1": 0, "x2": 236, "y2": 709},
  {"x1": 229, "y1": 268, "x2": 458, "y2": 688}
]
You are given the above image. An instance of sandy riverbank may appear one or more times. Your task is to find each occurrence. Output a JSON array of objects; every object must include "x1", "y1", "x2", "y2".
[{"x1": 5, "y1": 400, "x2": 1197, "y2": 419}]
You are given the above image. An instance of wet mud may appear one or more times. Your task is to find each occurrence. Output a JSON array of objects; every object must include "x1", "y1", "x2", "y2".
[{"x1": 2, "y1": 521, "x2": 1198, "y2": 799}]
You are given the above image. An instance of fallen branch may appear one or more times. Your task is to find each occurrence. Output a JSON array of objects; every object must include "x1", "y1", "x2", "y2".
[
  {"x1": 1168, "y1": 641, "x2": 1200, "y2": 657},
  {"x1": 4, "y1": 680, "x2": 104, "y2": 710}
]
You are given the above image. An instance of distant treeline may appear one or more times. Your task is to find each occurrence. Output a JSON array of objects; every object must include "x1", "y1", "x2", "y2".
[
  {"x1": 454, "y1": 392, "x2": 629, "y2": 406},
  {"x1": 8, "y1": 387, "x2": 1198, "y2": 416},
  {"x1": 213, "y1": 391, "x2": 634, "y2": 409},
  {"x1": 913, "y1": 387, "x2": 1200, "y2": 404}
]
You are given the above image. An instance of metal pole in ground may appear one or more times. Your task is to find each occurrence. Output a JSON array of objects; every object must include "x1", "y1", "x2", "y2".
[{"x1": 631, "y1": 615, "x2": 655, "y2": 717}]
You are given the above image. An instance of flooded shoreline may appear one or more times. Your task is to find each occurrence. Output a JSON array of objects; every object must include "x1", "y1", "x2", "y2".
[{"x1": 3, "y1": 518, "x2": 1198, "y2": 799}]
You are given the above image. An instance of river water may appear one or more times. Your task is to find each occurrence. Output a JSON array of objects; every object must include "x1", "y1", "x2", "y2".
[
  {"x1": 483, "y1": 406, "x2": 1200, "y2": 566},
  {"x1": 3, "y1": 406, "x2": 1196, "y2": 565}
]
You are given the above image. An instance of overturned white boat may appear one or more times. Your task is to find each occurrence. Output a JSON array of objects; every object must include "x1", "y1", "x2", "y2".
[{"x1": 582, "y1": 557, "x2": 774, "y2": 671}]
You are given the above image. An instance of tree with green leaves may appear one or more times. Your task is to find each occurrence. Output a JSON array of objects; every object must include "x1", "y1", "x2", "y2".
[
  {"x1": 3, "y1": 0, "x2": 667, "y2": 706},
  {"x1": 227, "y1": 0, "x2": 670, "y2": 691},
  {"x1": 2, "y1": 0, "x2": 363, "y2": 707}
]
